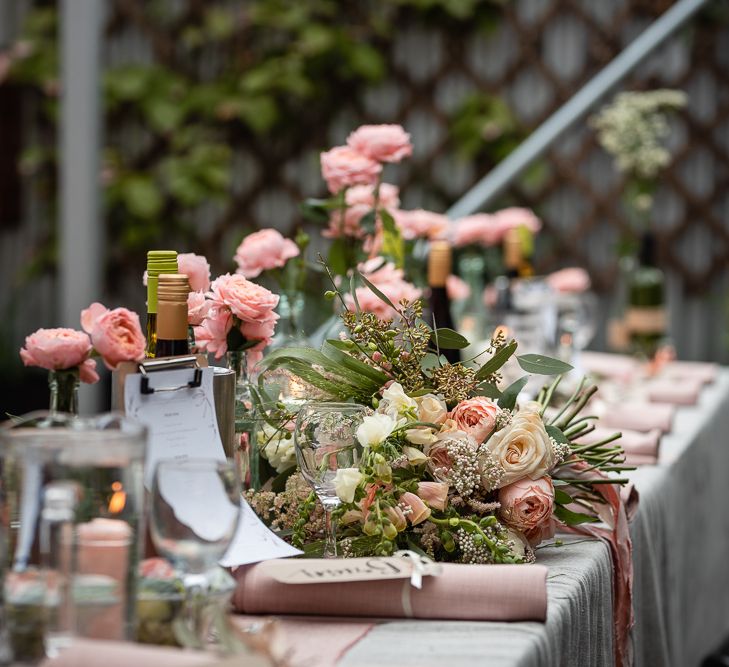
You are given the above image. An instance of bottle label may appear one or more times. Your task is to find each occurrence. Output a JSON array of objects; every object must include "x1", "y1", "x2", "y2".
[
  {"x1": 157, "y1": 301, "x2": 189, "y2": 340},
  {"x1": 625, "y1": 307, "x2": 667, "y2": 334}
]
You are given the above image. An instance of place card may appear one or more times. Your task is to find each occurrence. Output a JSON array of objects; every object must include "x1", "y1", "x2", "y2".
[
  {"x1": 257, "y1": 555, "x2": 441, "y2": 585},
  {"x1": 124, "y1": 367, "x2": 226, "y2": 486}
]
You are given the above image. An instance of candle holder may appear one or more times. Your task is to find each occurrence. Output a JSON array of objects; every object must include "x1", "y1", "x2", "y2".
[{"x1": 0, "y1": 412, "x2": 147, "y2": 662}]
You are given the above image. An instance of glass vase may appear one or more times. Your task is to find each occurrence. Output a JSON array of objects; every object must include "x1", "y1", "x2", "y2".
[
  {"x1": 48, "y1": 369, "x2": 80, "y2": 416},
  {"x1": 269, "y1": 291, "x2": 307, "y2": 351},
  {"x1": 225, "y1": 351, "x2": 259, "y2": 490}
]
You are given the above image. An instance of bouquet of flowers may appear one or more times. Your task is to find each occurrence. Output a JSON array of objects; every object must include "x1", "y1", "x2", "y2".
[{"x1": 248, "y1": 266, "x2": 630, "y2": 564}]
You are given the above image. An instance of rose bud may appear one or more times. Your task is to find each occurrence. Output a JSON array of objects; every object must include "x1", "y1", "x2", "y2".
[{"x1": 416, "y1": 481, "x2": 449, "y2": 511}]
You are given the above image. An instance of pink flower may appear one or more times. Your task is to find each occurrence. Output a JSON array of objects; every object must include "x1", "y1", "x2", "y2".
[
  {"x1": 498, "y1": 476, "x2": 555, "y2": 547},
  {"x1": 399, "y1": 491, "x2": 431, "y2": 526},
  {"x1": 493, "y1": 207, "x2": 541, "y2": 235},
  {"x1": 19, "y1": 328, "x2": 95, "y2": 382},
  {"x1": 452, "y1": 214, "x2": 502, "y2": 247},
  {"x1": 81, "y1": 303, "x2": 146, "y2": 370},
  {"x1": 346, "y1": 183, "x2": 400, "y2": 209},
  {"x1": 451, "y1": 396, "x2": 499, "y2": 443},
  {"x1": 193, "y1": 306, "x2": 233, "y2": 359},
  {"x1": 394, "y1": 209, "x2": 449, "y2": 241},
  {"x1": 187, "y1": 291, "x2": 211, "y2": 326},
  {"x1": 208, "y1": 273, "x2": 279, "y2": 323},
  {"x1": 416, "y1": 481, "x2": 449, "y2": 511},
  {"x1": 345, "y1": 258, "x2": 421, "y2": 319},
  {"x1": 546, "y1": 267, "x2": 591, "y2": 293},
  {"x1": 347, "y1": 124, "x2": 413, "y2": 163},
  {"x1": 384, "y1": 505, "x2": 407, "y2": 532},
  {"x1": 323, "y1": 204, "x2": 371, "y2": 239},
  {"x1": 233, "y1": 229, "x2": 300, "y2": 278},
  {"x1": 320, "y1": 146, "x2": 382, "y2": 194},
  {"x1": 177, "y1": 253, "x2": 211, "y2": 292},
  {"x1": 446, "y1": 274, "x2": 471, "y2": 302}
]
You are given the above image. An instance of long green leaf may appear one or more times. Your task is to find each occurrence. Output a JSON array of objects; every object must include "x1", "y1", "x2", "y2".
[
  {"x1": 554, "y1": 488, "x2": 573, "y2": 505},
  {"x1": 322, "y1": 341, "x2": 389, "y2": 386},
  {"x1": 475, "y1": 340, "x2": 518, "y2": 380},
  {"x1": 546, "y1": 424, "x2": 570, "y2": 445},
  {"x1": 431, "y1": 327, "x2": 470, "y2": 350},
  {"x1": 473, "y1": 383, "x2": 501, "y2": 399},
  {"x1": 516, "y1": 354, "x2": 573, "y2": 375},
  {"x1": 554, "y1": 505, "x2": 599, "y2": 525},
  {"x1": 358, "y1": 273, "x2": 398, "y2": 312},
  {"x1": 497, "y1": 375, "x2": 528, "y2": 410}
]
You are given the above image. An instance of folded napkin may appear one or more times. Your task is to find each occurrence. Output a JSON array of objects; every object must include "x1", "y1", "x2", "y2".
[
  {"x1": 234, "y1": 561, "x2": 548, "y2": 622},
  {"x1": 661, "y1": 360, "x2": 717, "y2": 384},
  {"x1": 599, "y1": 402, "x2": 675, "y2": 433},
  {"x1": 577, "y1": 426, "x2": 661, "y2": 466},
  {"x1": 646, "y1": 377, "x2": 703, "y2": 406},
  {"x1": 581, "y1": 352, "x2": 639, "y2": 383}
]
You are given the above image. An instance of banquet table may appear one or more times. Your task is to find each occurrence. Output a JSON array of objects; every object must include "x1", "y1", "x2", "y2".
[{"x1": 331, "y1": 369, "x2": 729, "y2": 667}]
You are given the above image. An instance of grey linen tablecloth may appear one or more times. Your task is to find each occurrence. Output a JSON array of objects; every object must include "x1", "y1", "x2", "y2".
[{"x1": 340, "y1": 370, "x2": 729, "y2": 667}]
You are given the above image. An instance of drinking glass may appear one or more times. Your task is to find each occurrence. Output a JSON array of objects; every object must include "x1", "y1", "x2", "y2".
[
  {"x1": 150, "y1": 459, "x2": 241, "y2": 649},
  {"x1": 555, "y1": 291, "x2": 599, "y2": 370},
  {"x1": 294, "y1": 403, "x2": 367, "y2": 558}
]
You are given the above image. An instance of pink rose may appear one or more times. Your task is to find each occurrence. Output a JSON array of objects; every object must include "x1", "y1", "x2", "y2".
[
  {"x1": 399, "y1": 491, "x2": 431, "y2": 526},
  {"x1": 233, "y1": 229, "x2": 300, "y2": 278},
  {"x1": 394, "y1": 209, "x2": 449, "y2": 241},
  {"x1": 498, "y1": 476, "x2": 555, "y2": 547},
  {"x1": 446, "y1": 274, "x2": 471, "y2": 302},
  {"x1": 452, "y1": 214, "x2": 502, "y2": 247},
  {"x1": 416, "y1": 481, "x2": 449, "y2": 511},
  {"x1": 546, "y1": 267, "x2": 591, "y2": 293},
  {"x1": 320, "y1": 145, "x2": 382, "y2": 194},
  {"x1": 346, "y1": 124, "x2": 413, "y2": 163},
  {"x1": 19, "y1": 328, "x2": 94, "y2": 380},
  {"x1": 323, "y1": 204, "x2": 370, "y2": 239},
  {"x1": 79, "y1": 358, "x2": 100, "y2": 384},
  {"x1": 346, "y1": 183, "x2": 400, "y2": 210},
  {"x1": 208, "y1": 273, "x2": 279, "y2": 323},
  {"x1": 81, "y1": 303, "x2": 146, "y2": 370},
  {"x1": 451, "y1": 397, "x2": 499, "y2": 443},
  {"x1": 493, "y1": 207, "x2": 541, "y2": 235},
  {"x1": 187, "y1": 291, "x2": 211, "y2": 326},
  {"x1": 193, "y1": 306, "x2": 233, "y2": 359},
  {"x1": 177, "y1": 253, "x2": 211, "y2": 292}
]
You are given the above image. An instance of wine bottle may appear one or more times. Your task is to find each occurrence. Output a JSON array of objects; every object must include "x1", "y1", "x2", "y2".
[
  {"x1": 428, "y1": 240, "x2": 460, "y2": 364},
  {"x1": 503, "y1": 227, "x2": 534, "y2": 279},
  {"x1": 155, "y1": 273, "x2": 191, "y2": 358},
  {"x1": 626, "y1": 232, "x2": 666, "y2": 358},
  {"x1": 145, "y1": 251, "x2": 178, "y2": 358}
]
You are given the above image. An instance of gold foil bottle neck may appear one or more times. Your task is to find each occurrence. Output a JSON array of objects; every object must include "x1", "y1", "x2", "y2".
[
  {"x1": 157, "y1": 273, "x2": 190, "y2": 301},
  {"x1": 428, "y1": 240, "x2": 452, "y2": 287},
  {"x1": 503, "y1": 228, "x2": 523, "y2": 270}
]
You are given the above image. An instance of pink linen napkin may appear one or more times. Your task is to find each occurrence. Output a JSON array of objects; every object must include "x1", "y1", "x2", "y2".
[
  {"x1": 660, "y1": 360, "x2": 717, "y2": 384},
  {"x1": 577, "y1": 426, "x2": 661, "y2": 465},
  {"x1": 581, "y1": 352, "x2": 639, "y2": 382},
  {"x1": 599, "y1": 402, "x2": 675, "y2": 433},
  {"x1": 233, "y1": 561, "x2": 548, "y2": 622},
  {"x1": 646, "y1": 378, "x2": 703, "y2": 406}
]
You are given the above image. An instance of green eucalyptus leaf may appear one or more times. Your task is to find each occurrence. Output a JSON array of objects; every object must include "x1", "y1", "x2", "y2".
[
  {"x1": 475, "y1": 340, "x2": 518, "y2": 380},
  {"x1": 473, "y1": 383, "x2": 501, "y2": 399},
  {"x1": 516, "y1": 354, "x2": 573, "y2": 375},
  {"x1": 554, "y1": 505, "x2": 599, "y2": 526},
  {"x1": 546, "y1": 425, "x2": 570, "y2": 445},
  {"x1": 497, "y1": 375, "x2": 528, "y2": 410},
  {"x1": 554, "y1": 488, "x2": 573, "y2": 505},
  {"x1": 431, "y1": 328, "x2": 470, "y2": 350}
]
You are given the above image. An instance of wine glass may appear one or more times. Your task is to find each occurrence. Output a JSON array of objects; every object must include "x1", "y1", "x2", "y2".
[
  {"x1": 294, "y1": 403, "x2": 367, "y2": 558},
  {"x1": 556, "y1": 291, "x2": 599, "y2": 371},
  {"x1": 150, "y1": 458, "x2": 241, "y2": 649}
]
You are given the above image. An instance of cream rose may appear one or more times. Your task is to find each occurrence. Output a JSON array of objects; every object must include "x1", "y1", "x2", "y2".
[
  {"x1": 356, "y1": 413, "x2": 398, "y2": 448},
  {"x1": 380, "y1": 382, "x2": 418, "y2": 417},
  {"x1": 333, "y1": 468, "x2": 364, "y2": 504},
  {"x1": 416, "y1": 394, "x2": 448, "y2": 424},
  {"x1": 485, "y1": 401, "x2": 556, "y2": 487}
]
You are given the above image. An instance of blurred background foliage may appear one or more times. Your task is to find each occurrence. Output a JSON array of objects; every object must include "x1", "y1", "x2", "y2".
[{"x1": 7, "y1": 0, "x2": 519, "y2": 286}]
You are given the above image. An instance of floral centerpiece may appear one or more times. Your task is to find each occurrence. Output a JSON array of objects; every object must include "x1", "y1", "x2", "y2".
[{"x1": 248, "y1": 266, "x2": 630, "y2": 565}]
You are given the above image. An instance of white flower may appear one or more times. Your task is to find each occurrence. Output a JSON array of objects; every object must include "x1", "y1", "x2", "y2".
[
  {"x1": 415, "y1": 394, "x2": 448, "y2": 424},
  {"x1": 485, "y1": 401, "x2": 556, "y2": 487},
  {"x1": 356, "y1": 412, "x2": 398, "y2": 448},
  {"x1": 402, "y1": 445, "x2": 429, "y2": 465},
  {"x1": 380, "y1": 382, "x2": 418, "y2": 417},
  {"x1": 333, "y1": 467, "x2": 363, "y2": 503},
  {"x1": 258, "y1": 424, "x2": 296, "y2": 473},
  {"x1": 405, "y1": 427, "x2": 438, "y2": 446}
]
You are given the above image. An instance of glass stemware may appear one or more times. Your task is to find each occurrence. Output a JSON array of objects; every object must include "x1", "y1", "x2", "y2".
[
  {"x1": 556, "y1": 291, "x2": 599, "y2": 371},
  {"x1": 294, "y1": 403, "x2": 367, "y2": 558},
  {"x1": 150, "y1": 458, "x2": 240, "y2": 649}
]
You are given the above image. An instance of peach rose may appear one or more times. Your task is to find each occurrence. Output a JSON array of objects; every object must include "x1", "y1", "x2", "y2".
[
  {"x1": 493, "y1": 207, "x2": 542, "y2": 235},
  {"x1": 546, "y1": 267, "x2": 591, "y2": 293},
  {"x1": 498, "y1": 476, "x2": 555, "y2": 547},
  {"x1": 416, "y1": 481, "x2": 449, "y2": 511},
  {"x1": 320, "y1": 145, "x2": 382, "y2": 194},
  {"x1": 233, "y1": 229, "x2": 300, "y2": 278},
  {"x1": 451, "y1": 397, "x2": 499, "y2": 444},
  {"x1": 79, "y1": 358, "x2": 100, "y2": 384},
  {"x1": 416, "y1": 394, "x2": 448, "y2": 425},
  {"x1": 81, "y1": 304, "x2": 146, "y2": 370},
  {"x1": 485, "y1": 401, "x2": 556, "y2": 487},
  {"x1": 208, "y1": 273, "x2": 279, "y2": 324},
  {"x1": 346, "y1": 183, "x2": 400, "y2": 210},
  {"x1": 323, "y1": 204, "x2": 370, "y2": 239},
  {"x1": 187, "y1": 291, "x2": 210, "y2": 326},
  {"x1": 446, "y1": 275, "x2": 471, "y2": 302},
  {"x1": 19, "y1": 328, "x2": 94, "y2": 377},
  {"x1": 394, "y1": 209, "x2": 449, "y2": 241},
  {"x1": 193, "y1": 306, "x2": 233, "y2": 359},
  {"x1": 346, "y1": 124, "x2": 413, "y2": 163},
  {"x1": 177, "y1": 253, "x2": 211, "y2": 292},
  {"x1": 399, "y1": 491, "x2": 431, "y2": 526},
  {"x1": 452, "y1": 214, "x2": 502, "y2": 247}
]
